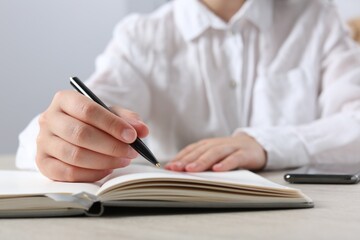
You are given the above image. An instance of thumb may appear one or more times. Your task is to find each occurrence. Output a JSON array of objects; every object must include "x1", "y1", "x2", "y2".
[{"x1": 110, "y1": 106, "x2": 149, "y2": 139}]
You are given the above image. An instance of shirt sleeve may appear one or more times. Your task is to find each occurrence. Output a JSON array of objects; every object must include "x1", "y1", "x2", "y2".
[
  {"x1": 86, "y1": 14, "x2": 152, "y2": 119},
  {"x1": 236, "y1": 4, "x2": 360, "y2": 170},
  {"x1": 15, "y1": 15, "x2": 153, "y2": 170},
  {"x1": 16, "y1": 116, "x2": 40, "y2": 170}
]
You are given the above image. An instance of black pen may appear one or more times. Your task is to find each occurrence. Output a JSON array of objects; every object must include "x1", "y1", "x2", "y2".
[{"x1": 70, "y1": 76, "x2": 161, "y2": 168}]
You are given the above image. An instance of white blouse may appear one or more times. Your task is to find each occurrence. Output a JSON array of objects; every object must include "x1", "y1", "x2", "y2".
[{"x1": 16, "y1": 0, "x2": 360, "y2": 171}]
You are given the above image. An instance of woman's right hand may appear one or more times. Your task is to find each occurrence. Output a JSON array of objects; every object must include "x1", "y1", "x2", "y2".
[{"x1": 36, "y1": 90, "x2": 149, "y2": 182}]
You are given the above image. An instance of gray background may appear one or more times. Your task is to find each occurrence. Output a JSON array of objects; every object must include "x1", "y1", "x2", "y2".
[
  {"x1": 0, "y1": 0, "x2": 358, "y2": 154},
  {"x1": 0, "y1": 0, "x2": 165, "y2": 154}
]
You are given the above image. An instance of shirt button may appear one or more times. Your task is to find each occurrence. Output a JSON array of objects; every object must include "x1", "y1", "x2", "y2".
[{"x1": 229, "y1": 80, "x2": 237, "y2": 89}]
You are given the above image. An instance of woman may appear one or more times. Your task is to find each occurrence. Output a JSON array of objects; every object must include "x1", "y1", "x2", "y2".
[{"x1": 16, "y1": 0, "x2": 360, "y2": 182}]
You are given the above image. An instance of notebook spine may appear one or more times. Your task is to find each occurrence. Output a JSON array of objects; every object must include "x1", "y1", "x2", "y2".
[
  {"x1": 84, "y1": 201, "x2": 104, "y2": 217},
  {"x1": 46, "y1": 192, "x2": 104, "y2": 217}
]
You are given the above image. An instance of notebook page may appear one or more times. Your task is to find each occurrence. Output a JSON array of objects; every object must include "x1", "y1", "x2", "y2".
[
  {"x1": 0, "y1": 171, "x2": 99, "y2": 197},
  {"x1": 97, "y1": 164, "x2": 297, "y2": 196}
]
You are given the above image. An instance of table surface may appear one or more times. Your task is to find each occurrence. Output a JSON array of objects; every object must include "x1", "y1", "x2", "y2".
[{"x1": 1, "y1": 154, "x2": 360, "y2": 240}]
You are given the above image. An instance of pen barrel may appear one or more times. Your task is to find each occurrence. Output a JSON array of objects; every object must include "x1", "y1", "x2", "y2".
[{"x1": 130, "y1": 139, "x2": 158, "y2": 165}]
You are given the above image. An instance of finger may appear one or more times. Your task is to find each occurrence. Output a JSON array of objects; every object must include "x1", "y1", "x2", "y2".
[
  {"x1": 184, "y1": 145, "x2": 237, "y2": 172},
  {"x1": 172, "y1": 141, "x2": 205, "y2": 162},
  {"x1": 111, "y1": 106, "x2": 149, "y2": 138},
  {"x1": 43, "y1": 134, "x2": 131, "y2": 170},
  {"x1": 166, "y1": 140, "x2": 207, "y2": 170},
  {"x1": 53, "y1": 91, "x2": 137, "y2": 143},
  {"x1": 36, "y1": 154, "x2": 112, "y2": 182},
  {"x1": 47, "y1": 112, "x2": 138, "y2": 159},
  {"x1": 165, "y1": 144, "x2": 197, "y2": 170},
  {"x1": 212, "y1": 150, "x2": 246, "y2": 172},
  {"x1": 167, "y1": 142, "x2": 214, "y2": 171}
]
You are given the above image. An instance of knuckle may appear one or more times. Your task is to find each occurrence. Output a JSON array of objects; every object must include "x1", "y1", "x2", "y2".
[
  {"x1": 38, "y1": 112, "x2": 50, "y2": 129},
  {"x1": 35, "y1": 154, "x2": 50, "y2": 178},
  {"x1": 38, "y1": 113, "x2": 46, "y2": 126},
  {"x1": 68, "y1": 146, "x2": 82, "y2": 166},
  {"x1": 35, "y1": 153, "x2": 44, "y2": 168},
  {"x1": 109, "y1": 142, "x2": 124, "y2": 157},
  {"x1": 70, "y1": 124, "x2": 90, "y2": 143},
  {"x1": 35, "y1": 162, "x2": 47, "y2": 178},
  {"x1": 53, "y1": 90, "x2": 66, "y2": 103},
  {"x1": 36, "y1": 134, "x2": 44, "y2": 147},
  {"x1": 107, "y1": 117, "x2": 122, "y2": 135},
  {"x1": 36, "y1": 131, "x2": 50, "y2": 152},
  {"x1": 78, "y1": 102, "x2": 98, "y2": 120}
]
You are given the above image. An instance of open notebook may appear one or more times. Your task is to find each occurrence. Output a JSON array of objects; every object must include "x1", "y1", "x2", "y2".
[{"x1": 0, "y1": 164, "x2": 313, "y2": 217}]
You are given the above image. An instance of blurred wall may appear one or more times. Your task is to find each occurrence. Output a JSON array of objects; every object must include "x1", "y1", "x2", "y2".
[{"x1": 0, "y1": 0, "x2": 166, "y2": 154}]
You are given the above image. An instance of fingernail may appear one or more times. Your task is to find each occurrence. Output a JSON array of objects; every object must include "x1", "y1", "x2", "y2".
[
  {"x1": 187, "y1": 163, "x2": 198, "y2": 170},
  {"x1": 164, "y1": 163, "x2": 172, "y2": 170},
  {"x1": 121, "y1": 129, "x2": 136, "y2": 142},
  {"x1": 174, "y1": 162, "x2": 183, "y2": 169},
  {"x1": 213, "y1": 163, "x2": 222, "y2": 171}
]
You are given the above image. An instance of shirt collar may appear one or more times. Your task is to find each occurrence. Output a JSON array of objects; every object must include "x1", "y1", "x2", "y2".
[{"x1": 174, "y1": 0, "x2": 274, "y2": 41}]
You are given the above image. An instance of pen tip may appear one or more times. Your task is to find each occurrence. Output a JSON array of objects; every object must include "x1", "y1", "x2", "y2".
[{"x1": 156, "y1": 163, "x2": 161, "y2": 168}]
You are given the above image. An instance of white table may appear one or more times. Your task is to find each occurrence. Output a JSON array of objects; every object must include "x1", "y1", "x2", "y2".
[{"x1": 1, "y1": 154, "x2": 360, "y2": 240}]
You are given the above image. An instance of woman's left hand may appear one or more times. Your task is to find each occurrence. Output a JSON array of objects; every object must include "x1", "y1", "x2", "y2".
[{"x1": 165, "y1": 133, "x2": 267, "y2": 172}]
